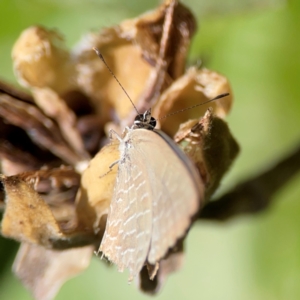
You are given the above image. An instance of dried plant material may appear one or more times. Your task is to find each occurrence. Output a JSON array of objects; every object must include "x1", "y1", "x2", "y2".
[
  {"x1": 13, "y1": 243, "x2": 94, "y2": 300},
  {"x1": 198, "y1": 110, "x2": 239, "y2": 199},
  {"x1": 0, "y1": 79, "x2": 33, "y2": 103},
  {"x1": 194, "y1": 68, "x2": 233, "y2": 116},
  {"x1": 153, "y1": 67, "x2": 233, "y2": 137},
  {"x1": 18, "y1": 167, "x2": 80, "y2": 225},
  {"x1": 138, "y1": 239, "x2": 184, "y2": 294},
  {"x1": 12, "y1": 26, "x2": 74, "y2": 94},
  {"x1": 1, "y1": 172, "x2": 98, "y2": 249},
  {"x1": 32, "y1": 87, "x2": 90, "y2": 160},
  {"x1": 74, "y1": 28, "x2": 152, "y2": 121},
  {"x1": 175, "y1": 109, "x2": 240, "y2": 200},
  {"x1": 12, "y1": 26, "x2": 90, "y2": 161},
  {"x1": 76, "y1": 139, "x2": 119, "y2": 232},
  {"x1": 0, "y1": 0, "x2": 241, "y2": 298},
  {"x1": 19, "y1": 166, "x2": 80, "y2": 201},
  {"x1": 0, "y1": 115, "x2": 57, "y2": 175},
  {"x1": 174, "y1": 119, "x2": 207, "y2": 180},
  {"x1": 1, "y1": 175, "x2": 63, "y2": 246},
  {"x1": 0, "y1": 142, "x2": 42, "y2": 175},
  {"x1": 74, "y1": 0, "x2": 196, "y2": 124},
  {"x1": 0, "y1": 93, "x2": 82, "y2": 165},
  {"x1": 120, "y1": 0, "x2": 196, "y2": 80},
  {"x1": 76, "y1": 115, "x2": 104, "y2": 155}
]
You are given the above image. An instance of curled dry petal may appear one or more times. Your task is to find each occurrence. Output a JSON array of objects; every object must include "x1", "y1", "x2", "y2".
[
  {"x1": 1, "y1": 175, "x2": 63, "y2": 247},
  {"x1": 18, "y1": 167, "x2": 80, "y2": 226},
  {"x1": 73, "y1": 28, "x2": 152, "y2": 121},
  {"x1": 119, "y1": 0, "x2": 196, "y2": 80},
  {"x1": 1, "y1": 165, "x2": 81, "y2": 229},
  {"x1": 12, "y1": 27, "x2": 89, "y2": 161},
  {"x1": 1, "y1": 172, "x2": 98, "y2": 249},
  {"x1": 32, "y1": 87, "x2": 90, "y2": 160},
  {"x1": 76, "y1": 139, "x2": 119, "y2": 233},
  {"x1": 13, "y1": 243, "x2": 94, "y2": 300},
  {"x1": 12, "y1": 26, "x2": 74, "y2": 94},
  {"x1": 175, "y1": 109, "x2": 240, "y2": 201},
  {"x1": 18, "y1": 166, "x2": 80, "y2": 198},
  {"x1": 153, "y1": 67, "x2": 233, "y2": 137}
]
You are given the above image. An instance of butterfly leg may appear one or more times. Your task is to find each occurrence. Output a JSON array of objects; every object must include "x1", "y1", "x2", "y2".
[
  {"x1": 99, "y1": 159, "x2": 119, "y2": 179},
  {"x1": 109, "y1": 127, "x2": 131, "y2": 141}
]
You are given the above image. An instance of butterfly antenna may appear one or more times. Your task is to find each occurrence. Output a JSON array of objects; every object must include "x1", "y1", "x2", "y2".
[
  {"x1": 93, "y1": 47, "x2": 140, "y2": 115},
  {"x1": 159, "y1": 92, "x2": 230, "y2": 120}
]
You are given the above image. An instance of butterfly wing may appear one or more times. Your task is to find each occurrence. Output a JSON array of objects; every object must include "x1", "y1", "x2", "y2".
[
  {"x1": 100, "y1": 132, "x2": 153, "y2": 279},
  {"x1": 136, "y1": 129, "x2": 204, "y2": 264}
]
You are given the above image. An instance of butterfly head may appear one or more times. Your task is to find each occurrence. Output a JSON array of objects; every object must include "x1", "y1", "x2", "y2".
[{"x1": 133, "y1": 109, "x2": 157, "y2": 130}]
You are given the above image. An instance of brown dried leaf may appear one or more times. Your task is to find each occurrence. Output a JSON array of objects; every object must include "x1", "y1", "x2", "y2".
[
  {"x1": 13, "y1": 243, "x2": 94, "y2": 300},
  {"x1": 174, "y1": 118, "x2": 207, "y2": 182}
]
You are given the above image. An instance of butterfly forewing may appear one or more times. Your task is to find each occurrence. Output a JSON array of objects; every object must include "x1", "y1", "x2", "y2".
[{"x1": 100, "y1": 135, "x2": 153, "y2": 278}]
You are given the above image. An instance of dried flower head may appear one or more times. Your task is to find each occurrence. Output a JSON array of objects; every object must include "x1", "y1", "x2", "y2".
[{"x1": 0, "y1": 1, "x2": 238, "y2": 299}]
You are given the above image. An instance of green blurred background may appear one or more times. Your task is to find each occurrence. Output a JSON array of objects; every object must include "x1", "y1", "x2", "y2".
[{"x1": 1, "y1": 0, "x2": 300, "y2": 299}]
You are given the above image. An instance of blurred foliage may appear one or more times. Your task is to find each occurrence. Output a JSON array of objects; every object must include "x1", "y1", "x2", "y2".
[{"x1": 1, "y1": 0, "x2": 300, "y2": 299}]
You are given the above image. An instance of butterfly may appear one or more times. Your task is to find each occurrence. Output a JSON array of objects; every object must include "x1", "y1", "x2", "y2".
[{"x1": 99, "y1": 109, "x2": 203, "y2": 280}]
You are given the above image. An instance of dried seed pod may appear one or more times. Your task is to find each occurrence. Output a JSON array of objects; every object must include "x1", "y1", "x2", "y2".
[{"x1": 0, "y1": 1, "x2": 240, "y2": 298}]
